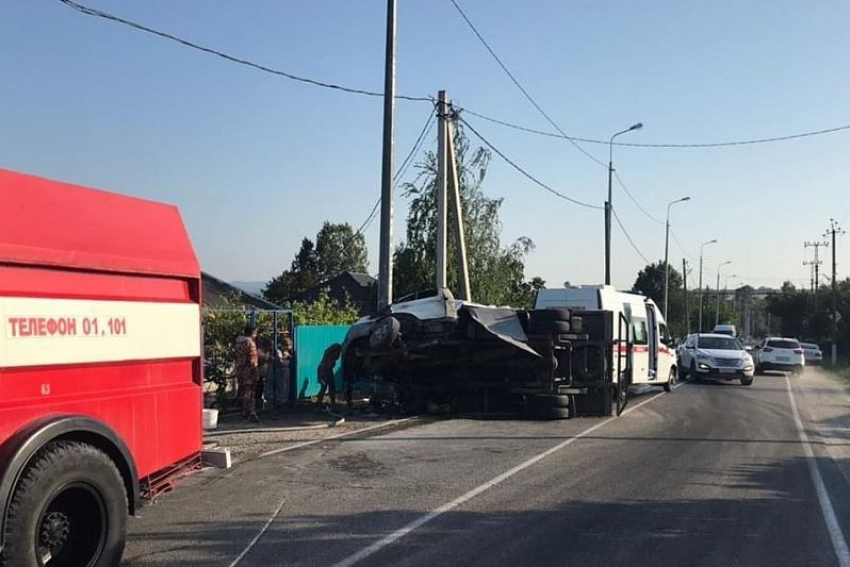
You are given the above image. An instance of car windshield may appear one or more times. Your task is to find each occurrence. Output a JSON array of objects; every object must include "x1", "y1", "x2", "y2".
[
  {"x1": 767, "y1": 339, "x2": 801, "y2": 350},
  {"x1": 698, "y1": 337, "x2": 742, "y2": 350}
]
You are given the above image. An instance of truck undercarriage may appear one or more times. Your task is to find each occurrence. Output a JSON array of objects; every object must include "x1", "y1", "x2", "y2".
[{"x1": 343, "y1": 291, "x2": 632, "y2": 419}]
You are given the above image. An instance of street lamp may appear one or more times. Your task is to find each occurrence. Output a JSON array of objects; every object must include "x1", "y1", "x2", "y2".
[
  {"x1": 697, "y1": 238, "x2": 717, "y2": 332},
  {"x1": 605, "y1": 122, "x2": 643, "y2": 285},
  {"x1": 715, "y1": 261, "x2": 732, "y2": 327},
  {"x1": 663, "y1": 196, "x2": 691, "y2": 320}
]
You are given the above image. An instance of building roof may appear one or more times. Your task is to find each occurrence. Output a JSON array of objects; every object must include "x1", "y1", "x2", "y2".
[{"x1": 202, "y1": 272, "x2": 282, "y2": 310}]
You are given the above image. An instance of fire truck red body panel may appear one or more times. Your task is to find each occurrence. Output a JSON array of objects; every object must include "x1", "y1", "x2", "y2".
[{"x1": 0, "y1": 168, "x2": 203, "y2": 480}]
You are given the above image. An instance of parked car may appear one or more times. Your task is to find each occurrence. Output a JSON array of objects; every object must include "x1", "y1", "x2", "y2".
[
  {"x1": 801, "y1": 342, "x2": 823, "y2": 366},
  {"x1": 753, "y1": 337, "x2": 805, "y2": 375},
  {"x1": 678, "y1": 333, "x2": 754, "y2": 386},
  {"x1": 712, "y1": 324, "x2": 737, "y2": 337}
]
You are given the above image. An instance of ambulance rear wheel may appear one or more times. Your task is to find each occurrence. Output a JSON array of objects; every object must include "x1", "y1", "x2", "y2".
[{"x1": 3, "y1": 440, "x2": 127, "y2": 567}]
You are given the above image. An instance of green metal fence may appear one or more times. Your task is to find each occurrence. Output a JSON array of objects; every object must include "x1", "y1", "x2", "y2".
[{"x1": 293, "y1": 325, "x2": 350, "y2": 399}]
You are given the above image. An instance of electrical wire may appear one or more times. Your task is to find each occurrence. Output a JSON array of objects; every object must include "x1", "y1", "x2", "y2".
[
  {"x1": 461, "y1": 107, "x2": 850, "y2": 149},
  {"x1": 458, "y1": 115, "x2": 602, "y2": 210},
  {"x1": 57, "y1": 0, "x2": 432, "y2": 103},
  {"x1": 447, "y1": 0, "x2": 607, "y2": 168},
  {"x1": 357, "y1": 110, "x2": 436, "y2": 234},
  {"x1": 614, "y1": 172, "x2": 664, "y2": 225},
  {"x1": 611, "y1": 207, "x2": 651, "y2": 265}
]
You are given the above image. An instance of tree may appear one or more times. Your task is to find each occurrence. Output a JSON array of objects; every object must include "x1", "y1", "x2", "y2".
[
  {"x1": 315, "y1": 222, "x2": 368, "y2": 279},
  {"x1": 392, "y1": 123, "x2": 540, "y2": 307},
  {"x1": 633, "y1": 262, "x2": 690, "y2": 335},
  {"x1": 264, "y1": 223, "x2": 368, "y2": 305}
]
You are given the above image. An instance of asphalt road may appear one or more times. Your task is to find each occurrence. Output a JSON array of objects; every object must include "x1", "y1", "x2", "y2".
[{"x1": 124, "y1": 369, "x2": 850, "y2": 567}]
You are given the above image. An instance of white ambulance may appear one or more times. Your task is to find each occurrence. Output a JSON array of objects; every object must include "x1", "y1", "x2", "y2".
[{"x1": 535, "y1": 285, "x2": 677, "y2": 392}]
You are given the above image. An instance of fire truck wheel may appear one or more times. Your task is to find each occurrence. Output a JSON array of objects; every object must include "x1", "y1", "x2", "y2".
[{"x1": 3, "y1": 440, "x2": 127, "y2": 567}]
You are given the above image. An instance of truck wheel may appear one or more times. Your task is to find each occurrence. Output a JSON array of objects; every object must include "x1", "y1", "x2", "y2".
[
  {"x1": 528, "y1": 394, "x2": 571, "y2": 408},
  {"x1": 530, "y1": 309, "x2": 571, "y2": 322},
  {"x1": 528, "y1": 405, "x2": 570, "y2": 420},
  {"x1": 3, "y1": 441, "x2": 128, "y2": 567},
  {"x1": 369, "y1": 317, "x2": 400, "y2": 349},
  {"x1": 527, "y1": 320, "x2": 571, "y2": 335}
]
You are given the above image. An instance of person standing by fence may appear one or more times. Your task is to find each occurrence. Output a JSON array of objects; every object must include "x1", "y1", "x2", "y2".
[
  {"x1": 234, "y1": 324, "x2": 260, "y2": 422},
  {"x1": 260, "y1": 336, "x2": 291, "y2": 408}
]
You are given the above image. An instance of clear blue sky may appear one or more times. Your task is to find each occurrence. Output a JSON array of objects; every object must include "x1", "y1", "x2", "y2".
[{"x1": 2, "y1": 0, "x2": 849, "y2": 292}]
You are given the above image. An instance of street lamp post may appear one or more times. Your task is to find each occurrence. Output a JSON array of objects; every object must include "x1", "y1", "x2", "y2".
[
  {"x1": 663, "y1": 196, "x2": 691, "y2": 320},
  {"x1": 605, "y1": 122, "x2": 643, "y2": 285},
  {"x1": 715, "y1": 261, "x2": 732, "y2": 327},
  {"x1": 698, "y1": 239, "x2": 717, "y2": 332}
]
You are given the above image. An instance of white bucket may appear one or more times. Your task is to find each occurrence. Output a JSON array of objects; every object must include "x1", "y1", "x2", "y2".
[{"x1": 202, "y1": 408, "x2": 219, "y2": 430}]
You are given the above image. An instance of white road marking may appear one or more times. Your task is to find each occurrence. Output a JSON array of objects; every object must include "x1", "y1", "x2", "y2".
[
  {"x1": 785, "y1": 374, "x2": 850, "y2": 567},
  {"x1": 227, "y1": 497, "x2": 286, "y2": 567},
  {"x1": 254, "y1": 416, "x2": 419, "y2": 460},
  {"x1": 331, "y1": 386, "x2": 679, "y2": 567}
]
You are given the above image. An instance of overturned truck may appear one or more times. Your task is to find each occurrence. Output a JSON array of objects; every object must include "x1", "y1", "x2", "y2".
[{"x1": 342, "y1": 288, "x2": 637, "y2": 419}]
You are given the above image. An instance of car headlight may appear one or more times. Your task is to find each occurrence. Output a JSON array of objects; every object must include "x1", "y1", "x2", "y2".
[
  {"x1": 743, "y1": 365, "x2": 754, "y2": 371},
  {"x1": 698, "y1": 363, "x2": 711, "y2": 370}
]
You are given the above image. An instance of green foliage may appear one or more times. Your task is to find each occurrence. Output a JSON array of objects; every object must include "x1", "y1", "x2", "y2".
[
  {"x1": 284, "y1": 288, "x2": 361, "y2": 326},
  {"x1": 202, "y1": 293, "x2": 283, "y2": 407},
  {"x1": 393, "y1": 123, "x2": 541, "y2": 307},
  {"x1": 264, "y1": 224, "x2": 368, "y2": 305},
  {"x1": 765, "y1": 279, "x2": 850, "y2": 353},
  {"x1": 633, "y1": 262, "x2": 687, "y2": 334}
]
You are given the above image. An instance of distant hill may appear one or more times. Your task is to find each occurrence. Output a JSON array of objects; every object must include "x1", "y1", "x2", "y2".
[{"x1": 230, "y1": 281, "x2": 267, "y2": 297}]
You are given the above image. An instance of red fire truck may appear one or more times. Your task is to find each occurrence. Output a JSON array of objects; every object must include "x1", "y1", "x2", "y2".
[{"x1": 0, "y1": 169, "x2": 203, "y2": 566}]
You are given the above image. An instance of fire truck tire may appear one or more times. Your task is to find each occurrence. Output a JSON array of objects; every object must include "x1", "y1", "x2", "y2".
[
  {"x1": 3, "y1": 441, "x2": 127, "y2": 567},
  {"x1": 529, "y1": 309, "x2": 572, "y2": 323}
]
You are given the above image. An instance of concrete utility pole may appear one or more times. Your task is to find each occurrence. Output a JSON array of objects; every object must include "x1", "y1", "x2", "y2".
[
  {"x1": 435, "y1": 91, "x2": 448, "y2": 292},
  {"x1": 683, "y1": 258, "x2": 690, "y2": 334},
  {"x1": 434, "y1": 92, "x2": 471, "y2": 301},
  {"x1": 825, "y1": 219, "x2": 845, "y2": 365},
  {"x1": 698, "y1": 239, "x2": 717, "y2": 332},
  {"x1": 715, "y1": 261, "x2": 731, "y2": 327},
  {"x1": 804, "y1": 240, "x2": 828, "y2": 293},
  {"x1": 377, "y1": 0, "x2": 397, "y2": 310},
  {"x1": 663, "y1": 197, "x2": 690, "y2": 320},
  {"x1": 605, "y1": 123, "x2": 643, "y2": 285}
]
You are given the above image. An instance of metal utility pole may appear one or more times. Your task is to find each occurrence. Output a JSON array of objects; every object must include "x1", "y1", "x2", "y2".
[
  {"x1": 715, "y1": 261, "x2": 731, "y2": 327},
  {"x1": 377, "y1": 0, "x2": 397, "y2": 310},
  {"x1": 683, "y1": 258, "x2": 690, "y2": 334},
  {"x1": 804, "y1": 240, "x2": 828, "y2": 293},
  {"x1": 698, "y1": 238, "x2": 717, "y2": 332},
  {"x1": 825, "y1": 219, "x2": 845, "y2": 365},
  {"x1": 435, "y1": 91, "x2": 448, "y2": 292},
  {"x1": 605, "y1": 122, "x2": 643, "y2": 285},
  {"x1": 663, "y1": 196, "x2": 690, "y2": 320}
]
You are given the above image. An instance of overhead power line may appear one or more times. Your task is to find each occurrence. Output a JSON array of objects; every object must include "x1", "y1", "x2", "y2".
[
  {"x1": 358, "y1": 110, "x2": 436, "y2": 234},
  {"x1": 460, "y1": 107, "x2": 850, "y2": 149},
  {"x1": 447, "y1": 0, "x2": 606, "y2": 168},
  {"x1": 611, "y1": 208, "x2": 651, "y2": 265},
  {"x1": 459, "y1": 116, "x2": 602, "y2": 210},
  {"x1": 613, "y1": 172, "x2": 664, "y2": 225},
  {"x1": 57, "y1": 0, "x2": 431, "y2": 103}
]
